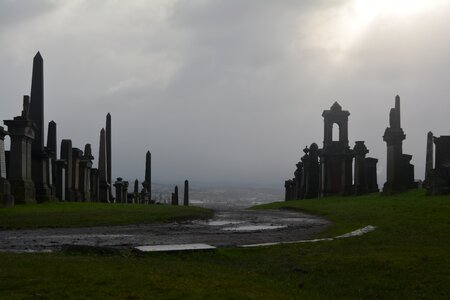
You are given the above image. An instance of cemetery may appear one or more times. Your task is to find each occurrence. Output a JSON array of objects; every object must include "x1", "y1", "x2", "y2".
[{"x1": 0, "y1": 52, "x2": 448, "y2": 299}]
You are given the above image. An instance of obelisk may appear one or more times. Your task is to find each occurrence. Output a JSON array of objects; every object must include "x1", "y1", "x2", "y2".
[
  {"x1": 29, "y1": 52, "x2": 52, "y2": 202},
  {"x1": 98, "y1": 128, "x2": 110, "y2": 203},
  {"x1": 425, "y1": 131, "x2": 434, "y2": 186},
  {"x1": 145, "y1": 151, "x2": 151, "y2": 200},
  {"x1": 184, "y1": 180, "x2": 189, "y2": 206},
  {"x1": 106, "y1": 113, "x2": 113, "y2": 200}
]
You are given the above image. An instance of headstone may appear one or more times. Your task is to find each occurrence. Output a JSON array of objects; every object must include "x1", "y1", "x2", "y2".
[
  {"x1": 90, "y1": 168, "x2": 100, "y2": 202},
  {"x1": 143, "y1": 151, "x2": 151, "y2": 200},
  {"x1": 123, "y1": 181, "x2": 129, "y2": 203},
  {"x1": 55, "y1": 159, "x2": 66, "y2": 201},
  {"x1": 4, "y1": 95, "x2": 36, "y2": 204},
  {"x1": 172, "y1": 185, "x2": 179, "y2": 205},
  {"x1": 426, "y1": 135, "x2": 450, "y2": 195},
  {"x1": 106, "y1": 113, "x2": 113, "y2": 201},
  {"x1": 319, "y1": 102, "x2": 353, "y2": 197},
  {"x1": 365, "y1": 158, "x2": 379, "y2": 193},
  {"x1": 29, "y1": 52, "x2": 52, "y2": 202},
  {"x1": 98, "y1": 128, "x2": 110, "y2": 203},
  {"x1": 79, "y1": 144, "x2": 93, "y2": 202},
  {"x1": 184, "y1": 180, "x2": 189, "y2": 206},
  {"x1": 133, "y1": 179, "x2": 140, "y2": 204},
  {"x1": 46, "y1": 121, "x2": 57, "y2": 197},
  {"x1": 60, "y1": 139, "x2": 75, "y2": 201},
  {"x1": 72, "y1": 148, "x2": 83, "y2": 201},
  {"x1": 353, "y1": 141, "x2": 369, "y2": 195},
  {"x1": 114, "y1": 177, "x2": 124, "y2": 203},
  {"x1": 0, "y1": 126, "x2": 14, "y2": 207},
  {"x1": 382, "y1": 95, "x2": 414, "y2": 194},
  {"x1": 294, "y1": 161, "x2": 303, "y2": 200},
  {"x1": 424, "y1": 131, "x2": 434, "y2": 187},
  {"x1": 303, "y1": 143, "x2": 320, "y2": 198}
]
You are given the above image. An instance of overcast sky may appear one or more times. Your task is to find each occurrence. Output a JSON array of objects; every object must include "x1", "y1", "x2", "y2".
[{"x1": 1, "y1": 0, "x2": 449, "y2": 189}]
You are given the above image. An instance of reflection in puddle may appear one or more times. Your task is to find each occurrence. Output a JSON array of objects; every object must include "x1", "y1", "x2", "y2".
[{"x1": 221, "y1": 225, "x2": 287, "y2": 232}]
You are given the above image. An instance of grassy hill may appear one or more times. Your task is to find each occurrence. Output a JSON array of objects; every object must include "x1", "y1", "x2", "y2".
[{"x1": 0, "y1": 190, "x2": 448, "y2": 299}]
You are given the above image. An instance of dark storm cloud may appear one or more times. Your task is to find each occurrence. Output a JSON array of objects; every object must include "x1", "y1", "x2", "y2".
[{"x1": 0, "y1": 0, "x2": 449, "y2": 188}]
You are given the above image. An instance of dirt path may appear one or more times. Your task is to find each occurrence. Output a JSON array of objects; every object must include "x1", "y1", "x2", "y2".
[{"x1": 0, "y1": 209, "x2": 330, "y2": 252}]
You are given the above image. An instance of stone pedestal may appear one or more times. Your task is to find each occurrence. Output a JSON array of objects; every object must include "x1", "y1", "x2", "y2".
[
  {"x1": 365, "y1": 158, "x2": 379, "y2": 193},
  {"x1": 353, "y1": 141, "x2": 369, "y2": 195},
  {"x1": 4, "y1": 112, "x2": 36, "y2": 204},
  {"x1": 61, "y1": 140, "x2": 76, "y2": 201},
  {"x1": 90, "y1": 168, "x2": 99, "y2": 202},
  {"x1": 114, "y1": 178, "x2": 124, "y2": 203},
  {"x1": 123, "y1": 181, "x2": 129, "y2": 204}
]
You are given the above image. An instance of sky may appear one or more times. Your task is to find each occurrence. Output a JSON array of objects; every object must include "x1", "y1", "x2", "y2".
[{"x1": 0, "y1": 0, "x2": 449, "y2": 189}]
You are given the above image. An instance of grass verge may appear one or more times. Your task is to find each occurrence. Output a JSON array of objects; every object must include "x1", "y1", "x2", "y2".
[
  {"x1": 0, "y1": 202, "x2": 212, "y2": 229},
  {"x1": 0, "y1": 190, "x2": 448, "y2": 299}
]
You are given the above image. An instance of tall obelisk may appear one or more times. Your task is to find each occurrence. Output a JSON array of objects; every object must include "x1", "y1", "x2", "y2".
[
  {"x1": 29, "y1": 52, "x2": 52, "y2": 201},
  {"x1": 145, "y1": 151, "x2": 151, "y2": 200},
  {"x1": 106, "y1": 113, "x2": 113, "y2": 200},
  {"x1": 98, "y1": 128, "x2": 109, "y2": 203}
]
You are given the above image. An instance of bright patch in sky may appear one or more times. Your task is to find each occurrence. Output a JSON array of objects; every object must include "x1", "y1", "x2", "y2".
[{"x1": 309, "y1": 0, "x2": 448, "y2": 59}]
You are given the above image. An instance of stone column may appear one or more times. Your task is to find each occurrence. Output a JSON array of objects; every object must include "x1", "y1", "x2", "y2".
[
  {"x1": 143, "y1": 151, "x2": 151, "y2": 200},
  {"x1": 353, "y1": 141, "x2": 369, "y2": 195},
  {"x1": 79, "y1": 144, "x2": 93, "y2": 202},
  {"x1": 72, "y1": 148, "x2": 83, "y2": 201},
  {"x1": 4, "y1": 96, "x2": 36, "y2": 204},
  {"x1": 184, "y1": 180, "x2": 189, "y2": 206},
  {"x1": 172, "y1": 185, "x2": 179, "y2": 205},
  {"x1": 123, "y1": 181, "x2": 129, "y2": 203},
  {"x1": 113, "y1": 177, "x2": 124, "y2": 203},
  {"x1": 90, "y1": 168, "x2": 99, "y2": 202},
  {"x1": 0, "y1": 126, "x2": 13, "y2": 207},
  {"x1": 98, "y1": 128, "x2": 110, "y2": 203},
  {"x1": 60, "y1": 139, "x2": 75, "y2": 201},
  {"x1": 55, "y1": 159, "x2": 66, "y2": 201},
  {"x1": 424, "y1": 131, "x2": 434, "y2": 187},
  {"x1": 46, "y1": 121, "x2": 57, "y2": 197},
  {"x1": 365, "y1": 158, "x2": 379, "y2": 193},
  {"x1": 133, "y1": 179, "x2": 140, "y2": 204}
]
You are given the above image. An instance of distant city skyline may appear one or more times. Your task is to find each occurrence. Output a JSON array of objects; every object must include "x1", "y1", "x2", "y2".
[{"x1": 1, "y1": 0, "x2": 449, "y2": 189}]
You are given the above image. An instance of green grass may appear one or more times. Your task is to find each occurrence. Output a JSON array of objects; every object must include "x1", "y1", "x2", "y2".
[
  {"x1": 0, "y1": 190, "x2": 448, "y2": 299},
  {"x1": 0, "y1": 202, "x2": 212, "y2": 229}
]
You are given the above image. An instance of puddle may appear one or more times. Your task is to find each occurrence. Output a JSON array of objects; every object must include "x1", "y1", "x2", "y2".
[
  {"x1": 205, "y1": 220, "x2": 243, "y2": 226},
  {"x1": 135, "y1": 243, "x2": 216, "y2": 252},
  {"x1": 221, "y1": 225, "x2": 287, "y2": 232}
]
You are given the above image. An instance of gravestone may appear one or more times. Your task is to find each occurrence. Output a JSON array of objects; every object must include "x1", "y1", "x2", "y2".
[
  {"x1": 106, "y1": 113, "x2": 113, "y2": 201},
  {"x1": 426, "y1": 135, "x2": 450, "y2": 195},
  {"x1": 60, "y1": 139, "x2": 75, "y2": 201},
  {"x1": 424, "y1": 131, "x2": 434, "y2": 187},
  {"x1": 0, "y1": 126, "x2": 13, "y2": 207},
  {"x1": 71, "y1": 148, "x2": 83, "y2": 201},
  {"x1": 79, "y1": 144, "x2": 93, "y2": 201},
  {"x1": 319, "y1": 102, "x2": 353, "y2": 197},
  {"x1": 172, "y1": 185, "x2": 179, "y2": 205},
  {"x1": 382, "y1": 95, "x2": 415, "y2": 194},
  {"x1": 353, "y1": 141, "x2": 369, "y2": 195},
  {"x1": 90, "y1": 168, "x2": 99, "y2": 202},
  {"x1": 4, "y1": 96, "x2": 36, "y2": 204},
  {"x1": 123, "y1": 181, "x2": 129, "y2": 203},
  {"x1": 184, "y1": 180, "x2": 189, "y2": 206},
  {"x1": 113, "y1": 177, "x2": 124, "y2": 203},
  {"x1": 133, "y1": 179, "x2": 140, "y2": 204},
  {"x1": 365, "y1": 157, "x2": 379, "y2": 193},
  {"x1": 303, "y1": 143, "x2": 320, "y2": 198},
  {"x1": 29, "y1": 52, "x2": 52, "y2": 202},
  {"x1": 46, "y1": 120, "x2": 57, "y2": 197},
  {"x1": 98, "y1": 128, "x2": 110, "y2": 203},
  {"x1": 55, "y1": 159, "x2": 66, "y2": 201}
]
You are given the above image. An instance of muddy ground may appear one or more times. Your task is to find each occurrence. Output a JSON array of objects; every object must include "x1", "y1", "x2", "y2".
[{"x1": 0, "y1": 209, "x2": 330, "y2": 252}]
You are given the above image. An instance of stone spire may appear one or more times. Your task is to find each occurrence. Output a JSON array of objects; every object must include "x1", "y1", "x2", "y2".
[
  {"x1": 106, "y1": 113, "x2": 112, "y2": 189},
  {"x1": 425, "y1": 131, "x2": 434, "y2": 185},
  {"x1": 184, "y1": 180, "x2": 189, "y2": 206},
  {"x1": 29, "y1": 52, "x2": 45, "y2": 153},
  {"x1": 145, "y1": 151, "x2": 151, "y2": 198},
  {"x1": 98, "y1": 128, "x2": 109, "y2": 202},
  {"x1": 47, "y1": 121, "x2": 57, "y2": 160}
]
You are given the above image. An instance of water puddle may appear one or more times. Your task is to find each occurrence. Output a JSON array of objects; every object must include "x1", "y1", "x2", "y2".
[
  {"x1": 135, "y1": 243, "x2": 216, "y2": 252},
  {"x1": 221, "y1": 225, "x2": 287, "y2": 232}
]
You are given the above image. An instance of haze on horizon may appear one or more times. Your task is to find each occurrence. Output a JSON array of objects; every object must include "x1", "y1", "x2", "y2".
[{"x1": 0, "y1": 0, "x2": 449, "y2": 189}]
